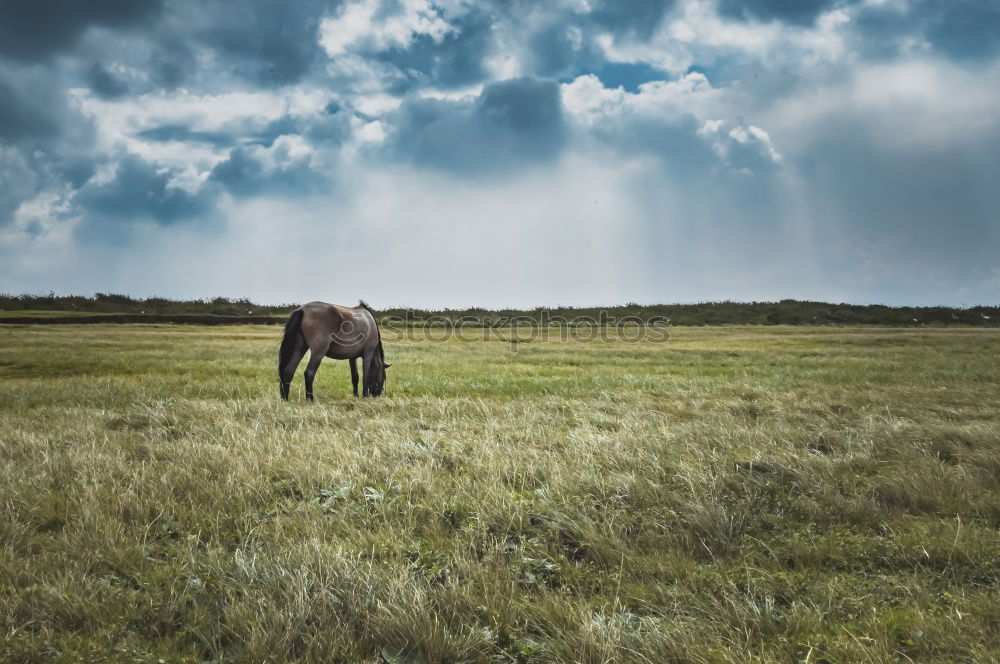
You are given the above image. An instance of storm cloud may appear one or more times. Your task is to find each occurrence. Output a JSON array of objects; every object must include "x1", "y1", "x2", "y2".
[
  {"x1": 385, "y1": 77, "x2": 565, "y2": 174},
  {"x1": 74, "y1": 154, "x2": 214, "y2": 227},
  {"x1": 1, "y1": 0, "x2": 998, "y2": 306},
  {"x1": 0, "y1": 0, "x2": 162, "y2": 61}
]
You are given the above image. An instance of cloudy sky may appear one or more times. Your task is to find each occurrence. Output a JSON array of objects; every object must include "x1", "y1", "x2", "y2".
[{"x1": 1, "y1": 0, "x2": 998, "y2": 307}]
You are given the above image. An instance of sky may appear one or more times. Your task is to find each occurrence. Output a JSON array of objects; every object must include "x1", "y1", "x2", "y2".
[{"x1": 1, "y1": 0, "x2": 998, "y2": 308}]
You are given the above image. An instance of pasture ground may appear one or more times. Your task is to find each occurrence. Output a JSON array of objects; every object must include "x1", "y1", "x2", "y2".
[{"x1": 1, "y1": 324, "x2": 998, "y2": 663}]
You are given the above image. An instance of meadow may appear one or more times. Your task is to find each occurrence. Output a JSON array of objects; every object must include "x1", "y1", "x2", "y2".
[{"x1": 1, "y1": 323, "x2": 998, "y2": 663}]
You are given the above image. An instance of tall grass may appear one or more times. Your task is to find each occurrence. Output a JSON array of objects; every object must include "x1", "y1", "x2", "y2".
[{"x1": 1, "y1": 325, "x2": 998, "y2": 662}]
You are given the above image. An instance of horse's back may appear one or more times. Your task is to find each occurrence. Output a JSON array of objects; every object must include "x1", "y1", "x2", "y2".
[{"x1": 299, "y1": 301, "x2": 377, "y2": 358}]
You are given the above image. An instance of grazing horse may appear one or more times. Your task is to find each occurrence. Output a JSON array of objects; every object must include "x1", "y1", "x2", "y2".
[{"x1": 278, "y1": 301, "x2": 390, "y2": 401}]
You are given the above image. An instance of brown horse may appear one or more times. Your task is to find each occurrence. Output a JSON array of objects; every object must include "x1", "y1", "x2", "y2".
[{"x1": 278, "y1": 301, "x2": 390, "y2": 401}]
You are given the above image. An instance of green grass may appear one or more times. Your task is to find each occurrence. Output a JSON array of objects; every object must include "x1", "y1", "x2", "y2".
[{"x1": 1, "y1": 325, "x2": 998, "y2": 663}]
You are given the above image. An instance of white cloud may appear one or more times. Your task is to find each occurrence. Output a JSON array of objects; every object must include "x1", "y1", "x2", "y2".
[
  {"x1": 696, "y1": 118, "x2": 783, "y2": 172},
  {"x1": 247, "y1": 134, "x2": 315, "y2": 171},
  {"x1": 74, "y1": 87, "x2": 328, "y2": 137},
  {"x1": 351, "y1": 92, "x2": 403, "y2": 116},
  {"x1": 340, "y1": 118, "x2": 388, "y2": 159},
  {"x1": 561, "y1": 71, "x2": 726, "y2": 126},
  {"x1": 599, "y1": 0, "x2": 854, "y2": 76},
  {"x1": 70, "y1": 86, "x2": 332, "y2": 178},
  {"x1": 560, "y1": 74, "x2": 626, "y2": 124},
  {"x1": 320, "y1": 0, "x2": 457, "y2": 57},
  {"x1": 65, "y1": 85, "x2": 412, "y2": 197},
  {"x1": 355, "y1": 120, "x2": 387, "y2": 144},
  {"x1": 728, "y1": 125, "x2": 782, "y2": 163}
]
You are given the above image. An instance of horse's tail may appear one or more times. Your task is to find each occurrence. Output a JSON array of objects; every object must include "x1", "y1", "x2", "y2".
[{"x1": 278, "y1": 308, "x2": 304, "y2": 392}]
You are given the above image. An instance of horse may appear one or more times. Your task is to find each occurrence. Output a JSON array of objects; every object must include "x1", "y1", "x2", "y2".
[{"x1": 278, "y1": 301, "x2": 390, "y2": 401}]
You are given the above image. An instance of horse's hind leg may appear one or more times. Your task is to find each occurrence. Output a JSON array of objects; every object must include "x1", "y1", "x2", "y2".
[
  {"x1": 281, "y1": 338, "x2": 307, "y2": 400},
  {"x1": 304, "y1": 350, "x2": 326, "y2": 401},
  {"x1": 350, "y1": 357, "x2": 359, "y2": 397}
]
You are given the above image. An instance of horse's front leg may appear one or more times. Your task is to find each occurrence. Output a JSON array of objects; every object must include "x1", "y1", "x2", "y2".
[
  {"x1": 350, "y1": 357, "x2": 359, "y2": 397},
  {"x1": 361, "y1": 350, "x2": 373, "y2": 397}
]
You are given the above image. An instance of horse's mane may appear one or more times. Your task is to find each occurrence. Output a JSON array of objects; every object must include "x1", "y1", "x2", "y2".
[{"x1": 358, "y1": 300, "x2": 385, "y2": 362}]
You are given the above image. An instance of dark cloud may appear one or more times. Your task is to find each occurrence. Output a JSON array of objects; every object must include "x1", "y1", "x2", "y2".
[
  {"x1": 147, "y1": 40, "x2": 194, "y2": 90},
  {"x1": 0, "y1": 63, "x2": 94, "y2": 148},
  {"x1": 589, "y1": 0, "x2": 676, "y2": 39},
  {"x1": 57, "y1": 158, "x2": 98, "y2": 189},
  {"x1": 0, "y1": 0, "x2": 162, "y2": 61},
  {"x1": 84, "y1": 63, "x2": 129, "y2": 99},
  {"x1": 523, "y1": 13, "x2": 670, "y2": 84},
  {"x1": 852, "y1": 0, "x2": 1000, "y2": 61},
  {"x1": 209, "y1": 142, "x2": 327, "y2": 197},
  {"x1": 0, "y1": 141, "x2": 96, "y2": 226},
  {"x1": 525, "y1": 22, "x2": 610, "y2": 81},
  {"x1": 373, "y1": 10, "x2": 494, "y2": 91},
  {"x1": 477, "y1": 77, "x2": 562, "y2": 132},
  {"x1": 58, "y1": 0, "x2": 341, "y2": 90},
  {"x1": 716, "y1": 0, "x2": 847, "y2": 25},
  {"x1": 386, "y1": 77, "x2": 565, "y2": 173},
  {"x1": 594, "y1": 62, "x2": 665, "y2": 92},
  {"x1": 923, "y1": 0, "x2": 1000, "y2": 59},
  {"x1": 528, "y1": 24, "x2": 579, "y2": 78},
  {"x1": 0, "y1": 149, "x2": 36, "y2": 222},
  {"x1": 194, "y1": 1, "x2": 333, "y2": 86},
  {"x1": 75, "y1": 155, "x2": 213, "y2": 224},
  {"x1": 209, "y1": 149, "x2": 266, "y2": 195},
  {"x1": 302, "y1": 105, "x2": 355, "y2": 144},
  {"x1": 0, "y1": 63, "x2": 97, "y2": 223},
  {"x1": 0, "y1": 74, "x2": 59, "y2": 142}
]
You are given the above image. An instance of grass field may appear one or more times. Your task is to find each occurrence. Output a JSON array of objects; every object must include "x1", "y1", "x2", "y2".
[{"x1": 1, "y1": 324, "x2": 998, "y2": 663}]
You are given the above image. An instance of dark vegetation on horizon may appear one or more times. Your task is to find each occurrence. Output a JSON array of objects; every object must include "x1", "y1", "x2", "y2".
[{"x1": 1, "y1": 292, "x2": 998, "y2": 326}]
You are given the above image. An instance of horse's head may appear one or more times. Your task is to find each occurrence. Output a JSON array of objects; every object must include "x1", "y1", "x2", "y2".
[{"x1": 370, "y1": 360, "x2": 391, "y2": 396}]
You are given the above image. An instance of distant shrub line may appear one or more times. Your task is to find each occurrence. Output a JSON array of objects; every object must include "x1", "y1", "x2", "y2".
[{"x1": 1, "y1": 292, "x2": 997, "y2": 326}]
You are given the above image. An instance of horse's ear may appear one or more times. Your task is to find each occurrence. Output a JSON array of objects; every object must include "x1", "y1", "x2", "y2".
[{"x1": 384, "y1": 363, "x2": 392, "y2": 369}]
